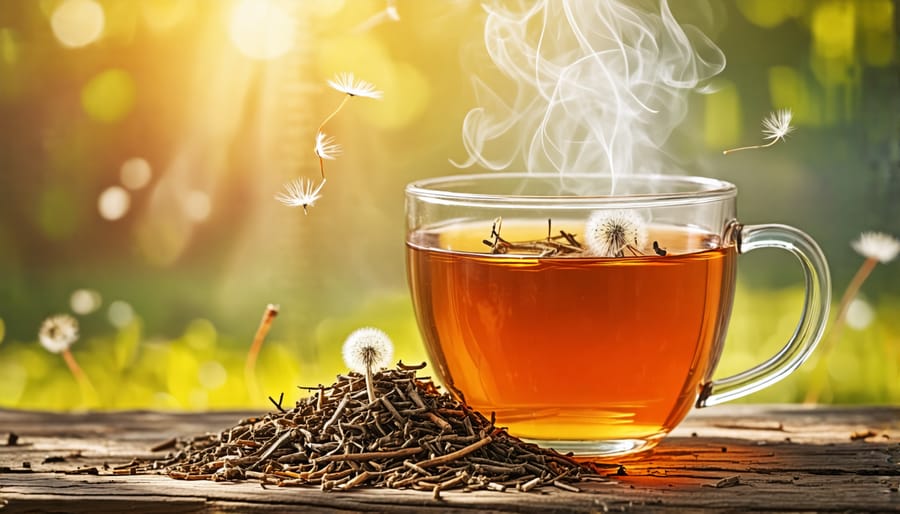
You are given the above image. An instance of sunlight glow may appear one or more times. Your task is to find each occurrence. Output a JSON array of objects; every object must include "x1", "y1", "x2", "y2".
[
  {"x1": 229, "y1": 0, "x2": 295, "y2": 60},
  {"x1": 51, "y1": 0, "x2": 105, "y2": 48},
  {"x1": 98, "y1": 186, "x2": 130, "y2": 220}
]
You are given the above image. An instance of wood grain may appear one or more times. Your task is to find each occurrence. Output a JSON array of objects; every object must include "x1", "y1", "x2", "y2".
[{"x1": 1, "y1": 405, "x2": 898, "y2": 512}]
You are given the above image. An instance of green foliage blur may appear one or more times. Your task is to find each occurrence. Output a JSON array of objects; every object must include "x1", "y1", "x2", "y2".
[{"x1": 0, "y1": 1, "x2": 898, "y2": 410}]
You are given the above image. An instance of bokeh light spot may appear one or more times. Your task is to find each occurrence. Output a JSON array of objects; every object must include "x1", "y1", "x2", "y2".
[
  {"x1": 229, "y1": 0, "x2": 295, "y2": 60},
  {"x1": 81, "y1": 69, "x2": 136, "y2": 123},
  {"x1": 0, "y1": 28, "x2": 20, "y2": 66},
  {"x1": 846, "y1": 298, "x2": 874, "y2": 331},
  {"x1": 98, "y1": 186, "x2": 130, "y2": 220},
  {"x1": 0, "y1": 317, "x2": 5, "y2": 344},
  {"x1": 184, "y1": 190, "x2": 211, "y2": 222},
  {"x1": 120, "y1": 157, "x2": 152, "y2": 190},
  {"x1": 141, "y1": 0, "x2": 195, "y2": 32},
  {"x1": 703, "y1": 79, "x2": 741, "y2": 149},
  {"x1": 184, "y1": 319, "x2": 217, "y2": 351},
  {"x1": 811, "y1": 1, "x2": 856, "y2": 60},
  {"x1": 70, "y1": 288, "x2": 102, "y2": 315},
  {"x1": 198, "y1": 361, "x2": 227, "y2": 390},
  {"x1": 108, "y1": 300, "x2": 134, "y2": 328},
  {"x1": 0, "y1": 361, "x2": 26, "y2": 405},
  {"x1": 51, "y1": 0, "x2": 105, "y2": 48}
]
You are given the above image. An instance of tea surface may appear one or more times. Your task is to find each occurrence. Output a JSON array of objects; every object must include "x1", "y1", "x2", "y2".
[{"x1": 407, "y1": 222, "x2": 736, "y2": 445}]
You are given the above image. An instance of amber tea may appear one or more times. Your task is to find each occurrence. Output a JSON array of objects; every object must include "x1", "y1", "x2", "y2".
[
  {"x1": 408, "y1": 221, "x2": 736, "y2": 452},
  {"x1": 405, "y1": 173, "x2": 830, "y2": 457}
]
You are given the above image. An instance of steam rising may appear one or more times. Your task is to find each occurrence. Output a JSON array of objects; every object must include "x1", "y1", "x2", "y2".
[{"x1": 456, "y1": 0, "x2": 725, "y2": 179}]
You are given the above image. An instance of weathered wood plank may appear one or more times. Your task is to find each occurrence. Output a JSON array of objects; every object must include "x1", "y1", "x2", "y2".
[{"x1": 1, "y1": 405, "x2": 898, "y2": 512}]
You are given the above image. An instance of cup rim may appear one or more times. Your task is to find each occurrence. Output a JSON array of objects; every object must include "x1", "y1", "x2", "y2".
[{"x1": 406, "y1": 172, "x2": 737, "y2": 208}]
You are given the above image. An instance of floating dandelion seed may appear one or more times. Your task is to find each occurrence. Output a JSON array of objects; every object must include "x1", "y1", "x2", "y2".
[
  {"x1": 585, "y1": 209, "x2": 648, "y2": 258},
  {"x1": 39, "y1": 314, "x2": 79, "y2": 354},
  {"x1": 275, "y1": 178, "x2": 326, "y2": 214},
  {"x1": 277, "y1": 73, "x2": 381, "y2": 214},
  {"x1": 805, "y1": 230, "x2": 899, "y2": 403},
  {"x1": 327, "y1": 72, "x2": 384, "y2": 99},
  {"x1": 851, "y1": 231, "x2": 900, "y2": 264},
  {"x1": 314, "y1": 132, "x2": 342, "y2": 161},
  {"x1": 723, "y1": 109, "x2": 795, "y2": 155},
  {"x1": 343, "y1": 327, "x2": 394, "y2": 403},
  {"x1": 761, "y1": 109, "x2": 795, "y2": 142}
]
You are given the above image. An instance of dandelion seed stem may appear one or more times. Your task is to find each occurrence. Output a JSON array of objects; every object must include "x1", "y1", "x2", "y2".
[
  {"x1": 315, "y1": 96, "x2": 352, "y2": 180},
  {"x1": 804, "y1": 257, "x2": 879, "y2": 403},
  {"x1": 318, "y1": 96, "x2": 351, "y2": 135},
  {"x1": 722, "y1": 139, "x2": 778, "y2": 155}
]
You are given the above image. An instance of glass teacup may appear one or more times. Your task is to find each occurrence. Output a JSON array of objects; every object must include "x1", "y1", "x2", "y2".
[{"x1": 405, "y1": 173, "x2": 830, "y2": 457}]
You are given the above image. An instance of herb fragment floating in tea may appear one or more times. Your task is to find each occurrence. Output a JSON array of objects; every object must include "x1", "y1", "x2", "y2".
[{"x1": 142, "y1": 364, "x2": 603, "y2": 494}]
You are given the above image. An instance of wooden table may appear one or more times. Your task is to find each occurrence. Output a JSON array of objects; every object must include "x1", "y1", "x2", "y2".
[{"x1": 0, "y1": 405, "x2": 898, "y2": 512}]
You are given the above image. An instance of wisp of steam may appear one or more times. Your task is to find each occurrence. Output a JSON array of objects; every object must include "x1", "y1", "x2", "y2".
[{"x1": 455, "y1": 0, "x2": 726, "y2": 181}]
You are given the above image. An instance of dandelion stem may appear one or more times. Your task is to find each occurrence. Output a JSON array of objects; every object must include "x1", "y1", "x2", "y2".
[
  {"x1": 722, "y1": 139, "x2": 778, "y2": 155},
  {"x1": 62, "y1": 348, "x2": 97, "y2": 404},
  {"x1": 245, "y1": 304, "x2": 279, "y2": 400},
  {"x1": 62, "y1": 348, "x2": 86, "y2": 383},
  {"x1": 365, "y1": 365, "x2": 376, "y2": 404},
  {"x1": 803, "y1": 257, "x2": 879, "y2": 403}
]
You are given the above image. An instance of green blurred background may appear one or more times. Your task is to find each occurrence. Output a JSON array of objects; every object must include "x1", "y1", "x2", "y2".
[{"x1": 0, "y1": 0, "x2": 897, "y2": 410}]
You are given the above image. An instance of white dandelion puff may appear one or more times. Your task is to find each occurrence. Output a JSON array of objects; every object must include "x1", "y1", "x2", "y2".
[
  {"x1": 39, "y1": 314, "x2": 79, "y2": 354},
  {"x1": 275, "y1": 178, "x2": 326, "y2": 214},
  {"x1": 343, "y1": 327, "x2": 394, "y2": 374},
  {"x1": 314, "y1": 132, "x2": 342, "y2": 161},
  {"x1": 723, "y1": 108, "x2": 795, "y2": 155},
  {"x1": 852, "y1": 231, "x2": 900, "y2": 264},
  {"x1": 327, "y1": 72, "x2": 383, "y2": 99},
  {"x1": 761, "y1": 108, "x2": 795, "y2": 142},
  {"x1": 585, "y1": 209, "x2": 648, "y2": 258},
  {"x1": 343, "y1": 327, "x2": 394, "y2": 403}
]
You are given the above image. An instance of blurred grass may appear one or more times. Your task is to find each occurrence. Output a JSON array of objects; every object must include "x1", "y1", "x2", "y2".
[{"x1": 1, "y1": 286, "x2": 897, "y2": 411}]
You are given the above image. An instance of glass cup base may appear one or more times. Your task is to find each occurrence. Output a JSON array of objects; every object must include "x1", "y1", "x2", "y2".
[{"x1": 523, "y1": 435, "x2": 664, "y2": 459}]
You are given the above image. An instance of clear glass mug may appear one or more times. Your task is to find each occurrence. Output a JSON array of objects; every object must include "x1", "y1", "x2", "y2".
[{"x1": 405, "y1": 173, "x2": 830, "y2": 457}]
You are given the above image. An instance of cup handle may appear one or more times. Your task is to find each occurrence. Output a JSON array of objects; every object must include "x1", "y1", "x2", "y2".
[{"x1": 696, "y1": 222, "x2": 832, "y2": 408}]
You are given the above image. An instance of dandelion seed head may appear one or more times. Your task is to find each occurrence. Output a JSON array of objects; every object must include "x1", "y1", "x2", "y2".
[
  {"x1": 314, "y1": 132, "x2": 343, "y2": 161},
  {"x1": 585, "y1": 209, "x2": 648, "y2": 257},
  {"x1": 851, "y1": 231, "x2": 900, "y2": 264},
  {"x1": 327, "y1": 72, "x2": 383, "y2": 99},
  {"x1": 762, "y1": 108, "x2": 795, "y2": 142},
  {"x1": 342, "y1": 327, "x2": 394, "y2": 374},
  {"x1": 275, "y1": 178, "x2": 326, "y2": 214},
  {"x1": 39, "y1": 314, "x2": 79, "y2": 354}
]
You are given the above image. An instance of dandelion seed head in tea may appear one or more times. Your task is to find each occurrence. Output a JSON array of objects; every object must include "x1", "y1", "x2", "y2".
[{"x1": 585, "y1": 209, "x2": 648, "y2": 257}]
